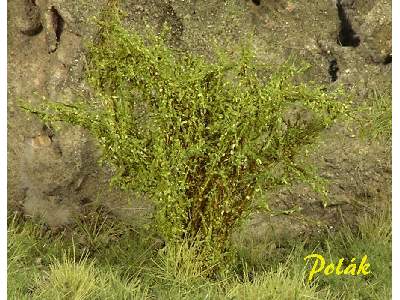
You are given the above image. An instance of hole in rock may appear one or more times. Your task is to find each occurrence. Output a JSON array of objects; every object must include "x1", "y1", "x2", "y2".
[
  {"x1": 336, "y1": 1, "x2": 360, "y2": 47},
  {"x1": 51, "y1": 7, "x2": 64, "y2": 43},
  {"x1": 328, "y1": 58, "x2": 339, "y2": 82},
  {"x1": 383, "y1": 54, "x2": 392, "y2": 65}
]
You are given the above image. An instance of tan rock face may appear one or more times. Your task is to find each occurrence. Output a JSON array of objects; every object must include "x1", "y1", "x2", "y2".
[
  {"x1": 19, "y1": 126, "x2": 86, "y2": 223},
  {"x1": 360, "y1": 0, "x2": 391, "y2": 63},
  {"x1": 28, "y1": 134, "x2": 52, "y2": 148}
]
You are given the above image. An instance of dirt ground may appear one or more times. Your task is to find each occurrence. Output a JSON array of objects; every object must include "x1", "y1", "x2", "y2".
[{"x1": 7, "y1": 0, "x2": 391, "y2": 241}]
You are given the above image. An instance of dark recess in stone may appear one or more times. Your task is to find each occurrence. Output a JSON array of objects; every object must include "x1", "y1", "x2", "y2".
[
  {"x1": 383, "y1": 54, "x2": 392, "y2": 65},
  {"x1": 252, "y1": 0, "x2": 261, "y2": 6},
  {"x1": 336, "y1": 0, "x2": 360, "y2": 47},
  {"x1": 21, "y1": 23, "x2": 43, "y2": 36},
  {"x1": 80, "y1": 197, "x2": 91, "y2": 205},
  {"x1": 328, "y1": 58, "x2": 339, "y2": 82},
  {"x1": 43, "y1": 124, "x2": 55, "y2": 141},
  {"x1": 51, "y1": 7, "x2": 64, "y2": 43},
  {"x1": 20, "y1": 0, "x2": 42, "y2": 36}
]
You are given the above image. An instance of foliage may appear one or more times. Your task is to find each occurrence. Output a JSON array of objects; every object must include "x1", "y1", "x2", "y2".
[{"x1": 23, "y1": 5, "x2": 348, "y2": 266}]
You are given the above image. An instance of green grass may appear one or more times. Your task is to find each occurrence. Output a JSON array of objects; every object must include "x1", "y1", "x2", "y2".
[
  {"x1": 314, "y1": 210, "x2": 392, "y2": 299},
  {"x1": 32, "y1": 254, "x2": 148, "y2": 300},
  {"x1": 7, "y1": 204, "x2": 391, "y2": 300},
  {"x1": 357, "y1": 88, "x2": 392, "y2": 145}
]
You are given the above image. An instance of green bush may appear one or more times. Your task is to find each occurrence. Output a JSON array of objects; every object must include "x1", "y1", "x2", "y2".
[{"x1": 25, "y1": 6, "x2": 348, "y2": 269}]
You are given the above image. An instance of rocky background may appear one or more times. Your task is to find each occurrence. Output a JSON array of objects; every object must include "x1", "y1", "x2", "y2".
[{"x1": 8, "y1": 0, "x2": 391, "y2": 241}]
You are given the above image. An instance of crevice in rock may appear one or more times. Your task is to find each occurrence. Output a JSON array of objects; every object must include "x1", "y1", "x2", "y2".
[
  {"x1": 20, "y1": 0, "x2": 43, "y2": 36},
  {"x1": 336, "y1": 0, "x2": 360, "y2": 47},
  {"x1": 252, "y1": 0, "x2": 261, "y2": 6},
  {"x1": 22, "y1": 23, "x2": 43, "y2": 37},
  {"x1": 383, "y1": 54, "x2": 392, "y2": 65},
  {"x1": 51, "y1": 7, "x2": 64, "y2": 44},
  {"x1": 43, "y1": 124, "x2": 55, "y2": 141},
  {"x1": 328, "y1": 58, "x2": 339, "y2": 82},
  {"x1": 79, "y1": 197, "x2": 90, "y2": 205}
]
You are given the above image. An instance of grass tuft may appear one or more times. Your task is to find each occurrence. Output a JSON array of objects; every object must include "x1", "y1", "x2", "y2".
[{"x1": 8, "y1": 205, "x2": 391, "y2": 299}]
